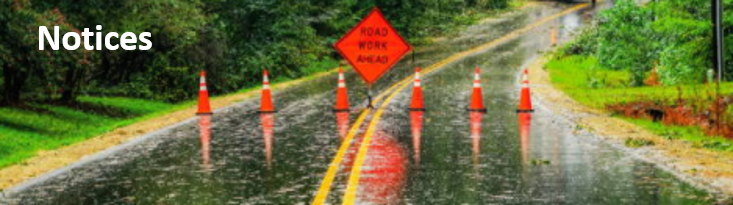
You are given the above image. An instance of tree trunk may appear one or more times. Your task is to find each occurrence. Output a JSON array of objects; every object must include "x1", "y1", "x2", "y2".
[
  {"x1": 60, "y1": 66, "x2": 79, "y2": 103},
  {"x1": 2, "y1": 64, "x2": 26, "y2": 106}
]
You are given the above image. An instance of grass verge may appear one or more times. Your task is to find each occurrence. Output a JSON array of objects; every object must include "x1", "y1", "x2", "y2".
[
  {"x1": 546, "y1": 55, "x2": 733, "y2": 152},
  {"x1": 0, "y1": 97, "x2": 177, "y2": 168}
]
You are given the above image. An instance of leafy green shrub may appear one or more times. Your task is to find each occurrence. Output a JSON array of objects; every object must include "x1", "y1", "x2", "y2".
[
  {"x1": 595, "y1": 0, "x2": 657, "y2": 86},
  {"x1": 650, "y1": 4, "x2": 711, "y2": 85},
  {"x1": 560, "y1": 27, "x2": 598, "y2": 56},
  {"x1": 561, "y1": 0, "x2": 733, "y2": 86}
]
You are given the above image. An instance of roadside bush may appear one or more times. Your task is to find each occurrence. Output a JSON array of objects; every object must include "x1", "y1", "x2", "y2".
[
  {"x1": 562, "y1": 0, "x2": 733, "y2": 86},
  {"x1": 560, "y1": 27, "x2": 597, "y2": 56},
  {"x1": 651, "y1": 2, "x2": 711, "y2": 85},
  {"x1": 595, "y1": 0, "x2": 657, "y2": 86}
]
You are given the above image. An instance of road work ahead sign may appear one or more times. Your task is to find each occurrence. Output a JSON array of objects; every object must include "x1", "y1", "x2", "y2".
[{"x1": 334, "y1": 7, "x2": 411, "y2": 85}]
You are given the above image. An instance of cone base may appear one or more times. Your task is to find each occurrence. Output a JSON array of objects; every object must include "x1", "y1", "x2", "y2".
[
  {"x1": 196, "y1": 112, "x2": 213, "y2": 116},
  {"x1": 333, "y1": 108, "x2": 350, "y2": 112},
  {"x1": 516, "y1": 109, "x2": 534, "y2": 113},
  {"x1": 409, "y1": 108, "x2": 426, "y2": 112},
  {"x1": 467, "y1": 108, "x2": 488, "y2": 113}
]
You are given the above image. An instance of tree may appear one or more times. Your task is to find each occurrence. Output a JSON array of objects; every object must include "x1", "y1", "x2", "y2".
[{"x1": 0, "y1": 1, "x2": 85, "y2": 105}]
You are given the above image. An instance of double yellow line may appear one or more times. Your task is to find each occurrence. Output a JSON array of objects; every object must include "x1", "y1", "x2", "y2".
[{"x1": 313, "y1": 2, "x2": 597, "y2": 204}]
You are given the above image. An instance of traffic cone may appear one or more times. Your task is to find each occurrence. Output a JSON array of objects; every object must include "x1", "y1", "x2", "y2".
[
  {"x1": 468, "y1": 66, "x2": 487, "y2": 113},
  {"x1": 196, "y1": 71, "x2": 212, "y2": 115},
  {"x1": 334, "y1": 67, "x2": 350, "y2": 112},
  {"x1": 550, "y1": 28, "x2": 558, "y2": 46},
  {"x1": 409, "y1": 67, "x2": 425, "y2": 111},
  {"x1": 516, "y1": 69, "x2": 534, "y2": 113},
  {"x1": 260, "y1": 69, "x2": 276, "y2": 113}
]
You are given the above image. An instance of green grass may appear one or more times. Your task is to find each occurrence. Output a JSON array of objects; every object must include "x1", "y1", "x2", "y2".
[
  {"x1": 546, "y1": 55, "x2": 733, "y2": 108},
  {"x1": 546, "y1": 55, "x2": 733, "y2": 152},
  {"x1": 0, "y1": 97, "x2": 175, "y2": 168}
]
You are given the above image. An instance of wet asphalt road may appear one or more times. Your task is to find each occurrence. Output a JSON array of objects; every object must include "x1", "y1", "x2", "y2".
[{"x1": 0, "y1": 1, "x2": 718, "y2": 204}]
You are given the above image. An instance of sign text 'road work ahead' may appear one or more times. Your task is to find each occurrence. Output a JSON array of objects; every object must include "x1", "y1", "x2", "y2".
[{"x1": 334, "y1": 7, "x2": 411, "y2": 85}]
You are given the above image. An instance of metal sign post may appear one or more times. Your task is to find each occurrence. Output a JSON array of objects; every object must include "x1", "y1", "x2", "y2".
[
  {"x1": 712, "y1": 0, "x2": 724, "y2": 135},
  {"x1": 713, "y1": 0, "x2": 724, "y2": 82}
]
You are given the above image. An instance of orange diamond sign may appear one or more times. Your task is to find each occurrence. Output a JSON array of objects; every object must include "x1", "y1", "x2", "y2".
[{"x1": 334, "y1": 7, "x2": 412, "y2": 85}]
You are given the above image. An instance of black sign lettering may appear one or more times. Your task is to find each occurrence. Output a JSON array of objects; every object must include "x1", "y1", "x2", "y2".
[{"x1": 357, "y1": 55, "x2": 388, "y2": 64}]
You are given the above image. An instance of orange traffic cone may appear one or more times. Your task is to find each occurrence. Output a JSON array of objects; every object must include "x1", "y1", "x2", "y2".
[
  {"x1": 409, "y1": 67, "x2": 425, "y2": 111},
  {"x1": 468, "y1": 66, "x2": 487, "y2": 113},
  {"x1": 260, "y1": 69, "x2": 276, "y2": 113},
  {"x1": 550, "y1": 28, "x2": 558, "y2": 46},
  {"x1": 196, "y1": 71, "x2": 212, "y2": 115},
  {"x1": 516, "y1": 69, "x2": 534, "y2": 113},
  {"x1": 334, "y1": 67, "x2": 350, "y2": 112}
]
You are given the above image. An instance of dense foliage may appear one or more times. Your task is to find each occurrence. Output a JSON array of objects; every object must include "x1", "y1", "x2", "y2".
[
  {"x1": 562, "y1": 0, "x2": 731, "y2": 86},
  {"x1": 0, "y1": 0, "x2": 512, "y2": 105}
]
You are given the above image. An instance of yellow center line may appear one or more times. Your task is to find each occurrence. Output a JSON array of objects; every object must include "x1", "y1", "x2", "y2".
[
  {"x1": 342, "y1": 79, "x2": 412, "y2": 203},
  {"x1": 339, "y1": 2, "x2": 597, "y2": 204},
  {"x1": 311, "y1": 81, "x2": 409, "y2": 204},
  {"x1": 311, "y1": 107, "x2": 370, "y2": 204}
]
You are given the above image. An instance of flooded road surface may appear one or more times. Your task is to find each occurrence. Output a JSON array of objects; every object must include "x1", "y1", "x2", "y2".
[{"x1": 0, "y1": 1, "x2": 718, "y2": 204}]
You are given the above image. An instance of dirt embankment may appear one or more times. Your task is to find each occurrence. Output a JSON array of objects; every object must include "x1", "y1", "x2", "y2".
[
  {"x1": 528, "y1": 57, "x2": 733, "y2": 199},
  {"x1": 607, "y1": 97, "x2": 733, "y2": 138}
]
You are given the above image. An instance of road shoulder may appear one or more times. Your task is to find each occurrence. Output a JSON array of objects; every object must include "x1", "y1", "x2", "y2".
[
  {"x1": 0, "y1": 68, "x2": 339, "y2": 191},
  {"x1": 528, "y1": 57, "x2": 733, "y2": 198}
]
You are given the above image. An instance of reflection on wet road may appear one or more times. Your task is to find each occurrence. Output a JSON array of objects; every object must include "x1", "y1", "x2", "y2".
[
  {"x1": 518, "y1": 113, "x2": 531, "y2": 165},
  {"x1": 199, "y1": 115, "x2": 212, "y2": 171},
  {"x1": 356, "y1": 130, "x2": 407, "y2": 204},
  {"x1": 0, "y1": 1, "x2": 718, "y2": 204},
  {"x1": 261, "y1": 113, "x2": 275, "y2": 169},
  {"x1": 410, "y1": 111, "x2": 424, "y2": 165}
]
